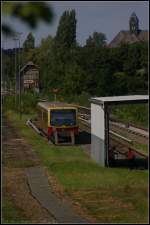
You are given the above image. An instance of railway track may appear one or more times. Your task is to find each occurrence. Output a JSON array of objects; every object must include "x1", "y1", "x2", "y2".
[
  {"x1": 109, "y1": 135, "x2": 147, "y2": 159},
  {"x1": 77, "y1": 105, "x2": 148, "y2": 140},
  {"x1": 77, "y1": 106, "x2": 148, "y2": 159},
  {"x1": 110, "y1": 121, "x2": 148, "y2": 138},
  {"x1": 27, "y1": 105, "x2": 148, "y2": 159},
  {"x1": 78, "y1": 119, "x2": 147, "y2": 159}
]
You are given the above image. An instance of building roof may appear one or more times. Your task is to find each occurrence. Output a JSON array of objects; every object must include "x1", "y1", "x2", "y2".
[
  {"x1": 109, "y1": 30, "x2": 148, "y2": 47},
  {"x1": 90, "y1": 95, "x2": 149, "y2": 106},
  {"x1": 20, "y1": 61, "x2": 39, "y2": 73}
]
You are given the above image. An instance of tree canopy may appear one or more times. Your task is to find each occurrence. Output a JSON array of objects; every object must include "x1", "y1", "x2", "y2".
[
  {"x1": 86, "y1": 32, "x2": 107, "y2": 47},
  {"x1": 2, "y1": 9, "x2": 148, "y2": 102},
  {"x1": 55, "y1": 9, "x2": 77, "y2": 48}
]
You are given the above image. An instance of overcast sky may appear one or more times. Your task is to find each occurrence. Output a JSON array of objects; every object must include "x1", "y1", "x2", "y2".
[{"x1": 2, "y1": 1, "x2": 149, "y2": 49}]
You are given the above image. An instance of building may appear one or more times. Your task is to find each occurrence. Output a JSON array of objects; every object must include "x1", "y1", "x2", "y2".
[
  {"x1": 18, "y1": 61, "x2": 39, "y2": 92},
  {"x1": 109, "y1": 13, "x2": 148, "y2": 47}
]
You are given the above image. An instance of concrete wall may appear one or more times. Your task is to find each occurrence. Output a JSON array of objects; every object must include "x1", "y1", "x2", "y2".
[{"x1": 91, "y1": 103, "x2": 105, "y2": 166}]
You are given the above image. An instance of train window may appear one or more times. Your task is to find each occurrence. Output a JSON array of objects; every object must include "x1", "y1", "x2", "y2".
[{"x1": 50, "y1": 109, "x2": 76, "y2": 126}]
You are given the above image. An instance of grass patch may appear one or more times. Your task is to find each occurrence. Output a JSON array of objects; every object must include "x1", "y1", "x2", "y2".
[
  {"x1": 112, "y1": 104, "x2": 148, "y2": 128},
  {"x1": 2, "y1": 193, "x2": 29, "y2": 224},
  {"x1": 4, "y1": 110, "x2": 149, "y2": 223},
  {"x1": 132, "y1": 142, "x2": 148, "y2": 156}
]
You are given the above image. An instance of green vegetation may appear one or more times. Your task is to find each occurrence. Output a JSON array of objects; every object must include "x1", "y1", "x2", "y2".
[
  {"x1": 3, "y1": 93, "x2": 39, "y2": 114},
  {"x1": 2, "y1": 2, "x2": 53, "y2": 36},
  {"x1": 2, "y1": 91, "x2": 91, "y2": 116},
  {"x1": 2, "y1": 193, "x2": 29, "y2": 224},
  {"x1": 133, "y1": 142, "x2": 148, "y2": 156},
  {"x1": 2, "y1": 6, "x2": 148, "y2": 125},
  {"x1": 86, "y1": 32, "x2": 107, "y2": 47},
  {"x1": 112, "y1": 104, "x2": 148, "y2": 128},
  {"x1": 2, "y1": 9, "x2": 148, "y2": 99},
  {"x1": 4, "y1": 110, "x2": 148, "y2": 223},
  {"x1": 2, "y1": 4, "x2": 148, "y2": 223}
]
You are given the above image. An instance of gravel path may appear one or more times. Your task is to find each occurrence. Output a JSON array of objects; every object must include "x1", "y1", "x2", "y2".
[
  {"x1": 2, "y1": 115, "x2": 89, "y2": 223},
  {"x1": 2, "y1": 116, "x2": 56, "y2": 223}
]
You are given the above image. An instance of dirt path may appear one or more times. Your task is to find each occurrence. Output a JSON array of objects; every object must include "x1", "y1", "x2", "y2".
[{"x1": 2, "y1": 116, "x2": 56, "y2": 223}]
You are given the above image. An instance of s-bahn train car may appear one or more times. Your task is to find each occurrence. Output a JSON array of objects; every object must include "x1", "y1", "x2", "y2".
[{"x1": 36, "y1": 101, "x2": 79, "y2": 145}]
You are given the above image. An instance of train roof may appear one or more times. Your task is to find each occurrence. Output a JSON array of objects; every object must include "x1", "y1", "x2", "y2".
[{"x1": 37, "y1": 101, "x2": 77, "y2": 110}]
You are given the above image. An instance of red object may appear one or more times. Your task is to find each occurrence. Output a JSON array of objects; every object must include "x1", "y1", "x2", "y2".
[
  {"x1": 48, "y1": 127, "x2": 53, "y2": 138},
  {"x1": 127, "y1": 150, "x2": 135, "y2": 160}
]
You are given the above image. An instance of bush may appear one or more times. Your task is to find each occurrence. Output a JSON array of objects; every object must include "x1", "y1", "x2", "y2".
[
  {"x1": 59, "y1": 92, "x2": 91, "y2": 106},
  {"x1": 3, "y1": 92, "x2": 41, "y2": 114}
]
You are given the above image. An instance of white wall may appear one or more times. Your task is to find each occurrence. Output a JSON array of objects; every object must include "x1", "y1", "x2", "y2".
[{"x1": 91, "y1": 103, "x2": 105, "y2": 166}]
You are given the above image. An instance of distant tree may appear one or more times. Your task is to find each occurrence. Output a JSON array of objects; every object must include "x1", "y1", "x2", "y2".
[
  {"x1": 64, "y1": 63, "x2": 86, "y2": 95},
  {"x1": 113, "y1": 72, "x2": 128, "y2": 95},
  {"x1": 23, "y1": 32, "x2": 35, "y2": 50},
  {"x1": 110, "y1": 42, "x2": 148, "y2": 95},
  {"x1": 69, "y1": 10, "x2": 77, "y2": 47},
  {"x1": 123, "y1": 43, "x2": 141, "y2": 75},
  {"x1": 2, "y1": 50, "x2": 15, "y2": 90},
  {"x1": 139, "y1": 42, "x2": 148, "y2": 69},
  {"x1": 86, "y1": 32, "x2": 107, "y2": 47},
  {"x1": 55, "y1": 9, "x2": 77, "y2": 48}
]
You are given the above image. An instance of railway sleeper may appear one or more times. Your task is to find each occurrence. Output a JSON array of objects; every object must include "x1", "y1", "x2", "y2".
[{"x1": 111, "y1": 124, "x2": 148, "y2": 139}]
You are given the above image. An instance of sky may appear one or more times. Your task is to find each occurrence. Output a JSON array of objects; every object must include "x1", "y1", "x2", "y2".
[{"x1": 2, "y1": 1, "x2": 149, "y2": 49}]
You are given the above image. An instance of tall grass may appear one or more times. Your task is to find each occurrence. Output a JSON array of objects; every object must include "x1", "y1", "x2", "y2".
[{"x1": 4, "y1": 110, "x2": 148, "y2": 223}]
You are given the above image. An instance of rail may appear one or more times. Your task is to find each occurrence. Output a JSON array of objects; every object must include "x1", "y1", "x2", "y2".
[{"x1": 109, "y1": 131, "x2": 132, "y2": 143}]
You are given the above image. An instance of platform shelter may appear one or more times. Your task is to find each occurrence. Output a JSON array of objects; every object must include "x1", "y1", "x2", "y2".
[{"x1": 90, "y1": 95, "x2": 149, "y2": 167}]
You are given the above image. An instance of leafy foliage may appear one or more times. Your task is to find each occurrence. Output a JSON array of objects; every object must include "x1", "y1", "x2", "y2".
[
  {"x1": 112, "y1": 104, "x2": 148, "y2": 127},
  {"x1": 55, "y1": 10, "x2": 77, "y2": 48},
  {"x1": 86, "y1": 32, "x2": 107, "y2": 47},
  {"x1": 2, "y1": 9, "x2": 148, "y2": 111},
  {"x1": 2, "y1": 2, "x2": 53, "y2": 36}
]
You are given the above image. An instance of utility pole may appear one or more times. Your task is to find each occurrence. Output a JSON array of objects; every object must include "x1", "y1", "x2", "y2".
[
  {"x1": 18, "y1": 37, "x2": 21, "y2": 119},
  {"x1": 18, "y1": 32, "x2": 23, "y2": 119},
  {"x1": 13, "y1": 32, "x2": 23, "y2": 119},
  {"x1": 2, "y1": 41, "x2": 5, "y2": 104},
  {"x1": 13, "y1": 38, "x2": 18, "y2": 106}
]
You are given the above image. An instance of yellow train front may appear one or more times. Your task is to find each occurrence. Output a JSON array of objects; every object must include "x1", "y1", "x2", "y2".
[{"x1": 36, "y1": 101, "x2": 79, "y2": 145}]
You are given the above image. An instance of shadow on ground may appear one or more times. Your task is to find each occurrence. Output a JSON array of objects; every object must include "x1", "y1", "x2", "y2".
[
  {"x1": 75, "y1": 131, "x2": 91, "y2": 145},
  {"x1": 110, "y1": 158, "x2": 148, "y2": 170}
]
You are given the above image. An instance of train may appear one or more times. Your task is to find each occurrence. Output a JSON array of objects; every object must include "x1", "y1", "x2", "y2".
[{"x1": 35, "y1": 101, "x2": 79, "y2": 145}]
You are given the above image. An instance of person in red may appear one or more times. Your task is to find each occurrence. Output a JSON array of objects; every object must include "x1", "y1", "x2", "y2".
[{"x1": 127, "y1": 148, "x2": 135, "y2": 170}]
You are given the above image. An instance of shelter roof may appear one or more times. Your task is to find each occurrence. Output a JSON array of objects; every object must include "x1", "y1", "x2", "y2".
[{"x1": 90, "y1": 95, "x2": 149, "y2": 106}]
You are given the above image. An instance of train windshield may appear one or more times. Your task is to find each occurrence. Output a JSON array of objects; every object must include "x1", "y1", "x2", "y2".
[{"x1": 50, "y1": 109, "x2": 76, "y2": 126}]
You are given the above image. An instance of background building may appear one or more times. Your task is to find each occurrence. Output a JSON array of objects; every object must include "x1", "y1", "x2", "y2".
[
  {"x1": 18, "y1": 61, "x2": 39, "y2": 92},
  {"x1": 109, "y1": 13, "x2": 148, "y2": 47}
]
